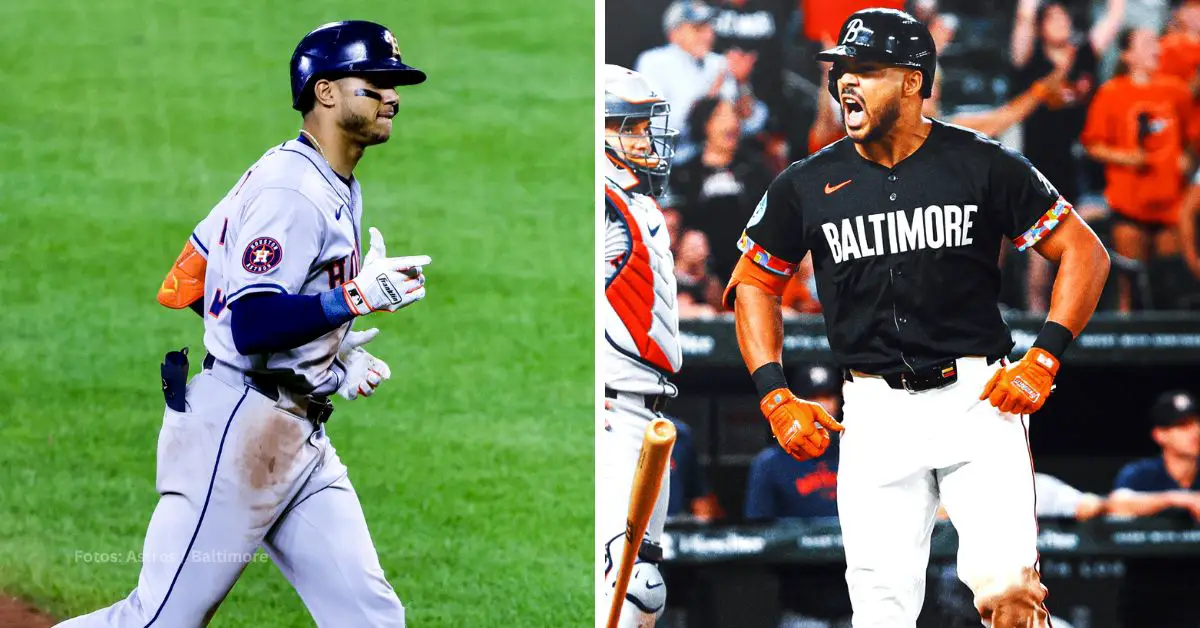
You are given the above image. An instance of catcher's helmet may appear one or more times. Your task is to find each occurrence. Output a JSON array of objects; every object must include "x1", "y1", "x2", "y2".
[
  {"x1": 290, "y1": 20, "x2": 426, "y2": 111},
  {"x1": 816, "y1": 8, "x2": 936, "y2": 100},
  {"x1": 603, "y1": 64, "x2": 678, "y2": 197}
]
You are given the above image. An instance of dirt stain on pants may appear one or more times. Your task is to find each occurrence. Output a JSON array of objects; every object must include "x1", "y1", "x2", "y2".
[{"x1": 242, "y1": 411, "x2": 310, "y2": 487}]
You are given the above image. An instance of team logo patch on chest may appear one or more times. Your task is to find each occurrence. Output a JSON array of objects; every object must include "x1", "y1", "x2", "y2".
[{"x1": 242, "y1": 237, "x2": 283, "y2": 274}]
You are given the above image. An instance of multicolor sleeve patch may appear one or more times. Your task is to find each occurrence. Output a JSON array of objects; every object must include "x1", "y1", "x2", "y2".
[
  {"x1": 1013, "y1": 197, "x2": 1072, "y2": 252},
  {"x1": 737, "y1": 231, "x2": 798, "y2": 276}
]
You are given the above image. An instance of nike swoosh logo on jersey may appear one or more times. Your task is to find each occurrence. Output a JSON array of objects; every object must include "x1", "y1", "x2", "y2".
[
  {"x1": 649, "y1": 224, "x2": 661, "y2": 237},
  {"x1": 646, "y1": 581, "x2": 664, "y2": 589},
  {"x1": 335, "y1": 205, "x2": 344, "y2": 219},
  {"x1": 824, "y1": 179, "x2": 852, "y2": 194}
]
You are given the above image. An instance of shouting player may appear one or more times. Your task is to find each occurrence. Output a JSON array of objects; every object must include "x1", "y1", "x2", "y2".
[
  {"x1": 599, "y1": 64, "x2": 681, "y2": 628},
  {"x1": 724, "y1": 9, "x2": 1110, "y2": 628},
  {"x1": 58, "y1": 21, "x2": 427, "y2": 627}
]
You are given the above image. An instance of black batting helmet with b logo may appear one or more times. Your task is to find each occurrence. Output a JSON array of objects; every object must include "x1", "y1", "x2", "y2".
[{"x1": 816, "y1": 8, "x2": 937, "y2": 99}]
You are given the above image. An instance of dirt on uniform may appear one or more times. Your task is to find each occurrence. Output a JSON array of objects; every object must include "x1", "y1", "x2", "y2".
[{"x1": 0, "y1": 596, "x2": 56, "y2": 628}]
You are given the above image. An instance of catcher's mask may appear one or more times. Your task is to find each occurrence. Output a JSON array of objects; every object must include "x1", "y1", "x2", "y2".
[{"x1": 604, "y1": 64, "x2": 678, "y2": 197}]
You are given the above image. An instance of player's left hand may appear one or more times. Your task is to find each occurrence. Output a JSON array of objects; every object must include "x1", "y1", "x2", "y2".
[
  {"x1": 337, "y1": 328, "x2": 391, "y2": 401},
  {"x1": 979, "y1": 348, "x2": 1060, "y2": 415},
  {"x1": 342, "y1": 327, "x2": 380, "y2": 353}
]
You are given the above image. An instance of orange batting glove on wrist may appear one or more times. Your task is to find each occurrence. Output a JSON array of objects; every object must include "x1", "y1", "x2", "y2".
[
  {"x1": 980, "y1": 348, "x2": 1060, "y2": 415},
  {"x1": 760, "y1": 388, "x2": 844, "y2": 461}
]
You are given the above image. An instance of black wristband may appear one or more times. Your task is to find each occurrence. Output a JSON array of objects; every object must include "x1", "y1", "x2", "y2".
[
  {"x1": 751, "y1": 362, "x2": 789, "y2": 399},
  {"x1": 1032, "y1": 321, "x2": 1074, "y2": 359}
]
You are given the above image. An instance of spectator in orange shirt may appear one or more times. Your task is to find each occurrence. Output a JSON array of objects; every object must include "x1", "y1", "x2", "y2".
[
  {"x1": 1159, "y1": 0, "x2": 1200, "y2": 102},
  {"x1": 1082, "y1": 28, "x2": 1196, "y2": 311}
]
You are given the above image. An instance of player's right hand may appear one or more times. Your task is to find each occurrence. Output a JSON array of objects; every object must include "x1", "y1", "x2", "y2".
[
  {"x1": 341, "y1": 228, "x2": 430, "y2": 315},
  {"x1": 759, "y1": 388, "x2": 843, "y2": 461}
]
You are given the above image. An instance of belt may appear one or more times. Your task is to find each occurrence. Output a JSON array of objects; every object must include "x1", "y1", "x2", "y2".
[
  {"x1": 843, "y1": 358, "x2": 963, "y2": 393},
  {"x1": 604, "y1": 386, "x2": 669, "y2": 414},
  {"x1": 202, "y1": 354, "x2": 334, "y2": 424}
]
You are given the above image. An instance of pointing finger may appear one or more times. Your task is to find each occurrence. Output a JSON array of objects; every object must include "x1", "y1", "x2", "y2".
[
  {"x1": 390, "y1": 255, "x2": 432, "y2": 270},
  {"x1": 816, "y1": 412, "x2": 845, "y2": 433}
]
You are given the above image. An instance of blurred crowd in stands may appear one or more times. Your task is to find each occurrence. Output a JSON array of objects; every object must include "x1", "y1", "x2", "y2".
[{"x1": 606, "y1": 0, "x2": 1200, "y2": 316}]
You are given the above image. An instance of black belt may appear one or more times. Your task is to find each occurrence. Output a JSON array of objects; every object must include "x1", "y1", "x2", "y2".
[
  {"x1": 843, "y1": 358, "x2": 963, "y2": 393},
  {"x1": 202, "y1": 353, "x2": 334, "y2": 424},
  {"x1": 604, "y1": 386, "x2": 669, "y2": 414}
]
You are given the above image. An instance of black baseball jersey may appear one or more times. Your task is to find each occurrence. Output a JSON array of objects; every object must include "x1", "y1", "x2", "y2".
[{"x1": 739, "y1": 120, "x2": 1072, "y2": 374}]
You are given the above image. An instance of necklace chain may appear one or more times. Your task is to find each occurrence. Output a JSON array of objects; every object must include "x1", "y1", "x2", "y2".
[{"x1": 298, "y1": 129, "x2": 326, "y2": 158}]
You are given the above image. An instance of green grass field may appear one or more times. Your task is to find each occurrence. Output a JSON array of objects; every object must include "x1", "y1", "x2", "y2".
[{"x1": 0, "y1": 0, "x2": 594, "y2": 625}]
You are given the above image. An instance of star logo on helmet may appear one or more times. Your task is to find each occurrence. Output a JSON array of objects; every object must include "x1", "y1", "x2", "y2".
[{"x1": 384, "y1": 30, "x2": 401, "y2": 58}]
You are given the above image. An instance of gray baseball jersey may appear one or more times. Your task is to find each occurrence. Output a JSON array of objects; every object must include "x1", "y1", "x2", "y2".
[
  {"x1": 58, "y1": 137, "x2": 406, "y2": 628},
  {"x1": 198, "y1": 137, "x2": 363, "y2": 395}
]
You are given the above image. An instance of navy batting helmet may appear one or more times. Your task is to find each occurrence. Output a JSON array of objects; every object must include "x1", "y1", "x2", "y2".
[
  {"x1": 290, "y1": 20, "x2": 426, "y2": 111},
  {"x1": 816, "y1": 8, "x2": 936, "y2": 100}
]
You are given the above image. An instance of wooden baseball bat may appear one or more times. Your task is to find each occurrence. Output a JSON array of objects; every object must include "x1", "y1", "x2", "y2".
[{"x1": 606, "y1": 417, "x2": 677, "y2": 628}]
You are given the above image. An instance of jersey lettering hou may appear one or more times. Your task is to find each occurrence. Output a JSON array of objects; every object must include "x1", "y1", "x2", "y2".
[
  {"x1": 191, "y1": 137, "x2": 364, "y2": 394},
  {"x1": 738, "y1": 121, "x2": 1072, "y2": 374}
]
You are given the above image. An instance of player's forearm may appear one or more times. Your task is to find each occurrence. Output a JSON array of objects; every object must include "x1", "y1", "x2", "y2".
[
  {"x1": 1044, "y1": 227, "x2": 1111, "y2": 336},
  {"x1": 734, "y1": 283, "x2": 785, "y2": 374},
  {"x1": 1107, "y1": 490, "x2": 1186, "y2": 517},
  {"x1": 230, "y1": 291, "x2": 355, "y2": 355}
]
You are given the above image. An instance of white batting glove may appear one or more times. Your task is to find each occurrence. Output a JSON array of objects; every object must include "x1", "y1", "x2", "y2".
[
  {"x1": 337, "y1": 328, "x2": 392, "y2": 401},
  {"x1": 341, "y1": 227, "x2": 430, "y2": 315},
  {"x1": 362, "y1": 227, "x2": 388, "y2": 267},
  {"x1": 341, "y1": 327, "x2": 381, "y2": 353}
]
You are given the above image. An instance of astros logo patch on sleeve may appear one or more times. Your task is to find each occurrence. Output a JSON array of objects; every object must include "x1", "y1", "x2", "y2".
[{"x1": 242, "y1": 237, "x2": 283, "y2": 274}]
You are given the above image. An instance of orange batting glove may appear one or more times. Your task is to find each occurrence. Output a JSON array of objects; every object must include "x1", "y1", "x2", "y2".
[
  {"x1": 980, "y1": 348, "x2": 1060, "y2": 415},
  {"x1": 760, "y1": 388, "x2": 844, "y2": 461}
]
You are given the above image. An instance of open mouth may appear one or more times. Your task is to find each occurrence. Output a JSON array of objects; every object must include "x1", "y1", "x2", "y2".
[{"x1": 841, "y1": 94, "x2": 866, "y2": 128}]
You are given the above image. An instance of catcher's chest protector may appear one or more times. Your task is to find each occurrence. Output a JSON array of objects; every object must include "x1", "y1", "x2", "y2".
[{"x1": 604, "y1": 180, "x2": 681, "y2": 375}]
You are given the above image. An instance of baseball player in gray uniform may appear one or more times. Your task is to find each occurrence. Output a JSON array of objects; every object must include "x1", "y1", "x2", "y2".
[{"x1": 57, "y1": 21, "x2": 428, "y2": 628}]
